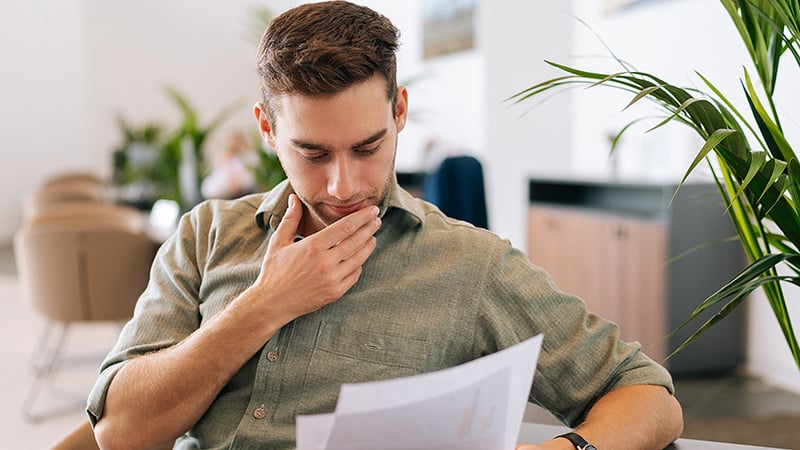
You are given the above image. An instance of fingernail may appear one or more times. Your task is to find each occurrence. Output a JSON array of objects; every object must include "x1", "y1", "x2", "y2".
[
  {"x1": 371, "y1": 205, "x2": 380, "y2": 216},
  {"x1": 288, "y1": 194, "x2": 296, "y2": 209}
]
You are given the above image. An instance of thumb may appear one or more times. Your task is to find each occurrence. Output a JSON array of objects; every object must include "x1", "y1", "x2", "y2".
[{"x1": 271, "y1": 194, "x2": 302, "y2": 246}]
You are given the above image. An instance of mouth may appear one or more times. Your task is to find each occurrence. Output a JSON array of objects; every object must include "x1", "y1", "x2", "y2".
[{"x1": 326, "y1": 202, "x2": 367, "y2": 216}]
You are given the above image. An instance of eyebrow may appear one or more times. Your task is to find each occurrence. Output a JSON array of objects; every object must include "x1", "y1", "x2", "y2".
[{"x1": 291, "y1": 128, "x2": 388, "y2": 152}]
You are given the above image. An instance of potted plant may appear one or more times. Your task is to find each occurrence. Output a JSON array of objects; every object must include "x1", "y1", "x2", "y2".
[
  {"x1": 112, "y1": 118, "x2": 166, "y2": 210},
  {"x1": 156, "y1": 86, "x2": 241, "y2": 210},
  {"x1": 510, "y1": 0, "x2": 799, "y2": 370},
  {"x1": 113, "y1": 86, "x2": 241, "y2": 211}
]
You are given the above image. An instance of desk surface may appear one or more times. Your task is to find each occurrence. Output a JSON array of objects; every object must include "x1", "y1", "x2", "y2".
[{"x1": 518, "y1": 423, "x2": 786, "y2": 450}]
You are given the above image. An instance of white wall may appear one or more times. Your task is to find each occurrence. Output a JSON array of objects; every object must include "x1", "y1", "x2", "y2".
[
  {"x1": 0, "y1": 0, "x2": 92, "y2": 241},
  {"x1": 748, "y1": 289, "x2": 800, "y2": 393},
  {"x1": 566, "y1": 0, "x2": 751, "y2": 183},
  {"x1": 482, "y1": 1, "x2": 574, "y2": 248}
]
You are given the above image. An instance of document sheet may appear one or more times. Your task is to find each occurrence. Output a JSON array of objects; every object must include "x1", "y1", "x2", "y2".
[{"x1": 296, "y1": 334, "x2": 543, "y2": 450}]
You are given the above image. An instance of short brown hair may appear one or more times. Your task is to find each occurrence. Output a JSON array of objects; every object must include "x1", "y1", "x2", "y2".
[{"x1": 256, "y1": 1, "x2": 401, "y2": 127}]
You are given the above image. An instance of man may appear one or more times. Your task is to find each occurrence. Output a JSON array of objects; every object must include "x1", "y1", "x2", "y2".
[{"x1": 90, "y1": 2, "x2": 683, "y2": 449}]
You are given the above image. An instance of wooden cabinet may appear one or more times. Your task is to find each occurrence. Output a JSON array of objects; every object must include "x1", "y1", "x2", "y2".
[
  {"x1": 529, "y1": 206, "x2": 668, "y2": 361},
  {"x1": 527, "y1": 179, "x2": 744, "y2": 375}
]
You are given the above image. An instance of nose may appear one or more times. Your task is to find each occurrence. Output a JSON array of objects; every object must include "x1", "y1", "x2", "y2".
[{"x1": 327, "y1": 157, "x2": 357, "y2": 201}]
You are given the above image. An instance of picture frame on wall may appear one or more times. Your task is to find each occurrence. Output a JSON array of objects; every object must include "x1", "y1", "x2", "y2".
[{"x1": 422, "y1": 0, "x2": 477, "y2": 60}]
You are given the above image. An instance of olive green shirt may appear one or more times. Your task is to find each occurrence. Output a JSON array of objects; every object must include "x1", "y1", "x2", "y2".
[{"x1": 87, "y1": 179, "x2": 673, "y2": 449}]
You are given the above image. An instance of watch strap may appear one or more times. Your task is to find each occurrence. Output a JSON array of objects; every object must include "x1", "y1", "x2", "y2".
[{"x1": 556, "y1": 432, "x2": 597, "y2": 450}]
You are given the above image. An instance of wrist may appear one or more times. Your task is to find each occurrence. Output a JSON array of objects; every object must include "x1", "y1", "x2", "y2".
[
  {"x1": 528, "y1": 439, "x2": 577, "y2": 450},
  {"x1": 220, "y1": 288, "x2": 290, "y2": 345},
  {"x1": 238, "y1": 285, "x2": 296, "y2": 328},
  {"x1": 515, "y1": 439, "x2": 575, "y2": 450},
  {"x1": 555, "y1": 432, "x2": 597, "y2": 450}
]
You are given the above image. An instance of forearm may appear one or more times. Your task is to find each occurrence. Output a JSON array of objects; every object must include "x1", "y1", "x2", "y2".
[
  {"x1": 518, "y1": 384, "x2": 682, "y2": 450},
  {"x1": 94, "y1": 289, "x2": 290, "y2": 450},
  {"x1": 575, "y1": 384, "x2": 682, "y2": 449}
]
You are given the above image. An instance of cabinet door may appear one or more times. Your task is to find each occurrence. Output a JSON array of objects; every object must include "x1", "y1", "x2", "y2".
[
  {"x1": 528, "y1": 206, "x2": 605, "y2": 302},
  {"x1": 528, "y1": 206, "x2": 668, "y2": 362},
  {"x1": 604, "y1": 216, "x2": 668, "y2": 362}
]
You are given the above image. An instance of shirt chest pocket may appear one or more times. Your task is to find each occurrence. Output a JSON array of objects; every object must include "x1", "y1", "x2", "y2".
[{"x1": 298, "y1": 321, "x2": 431, "y2": 414}]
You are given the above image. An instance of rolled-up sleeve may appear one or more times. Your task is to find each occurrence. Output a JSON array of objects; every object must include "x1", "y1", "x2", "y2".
[
  {"x1": 473, "y1": 244, "x2": 674, "y2": 427},
  {"x1": 86, "y1": 209, "x2": 205, "y2": 426}
]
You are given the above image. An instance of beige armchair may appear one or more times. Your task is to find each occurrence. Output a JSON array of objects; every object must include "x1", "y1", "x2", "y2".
[
  {"x1": 40, "y1": 172, "x2": 104, "y2": 189},
  {"x1": 14, "y1": 202, "x2": 159, "y2": 421},
  {"x1": 23, "y1": 172, "x2": 108, "y2": 221}
]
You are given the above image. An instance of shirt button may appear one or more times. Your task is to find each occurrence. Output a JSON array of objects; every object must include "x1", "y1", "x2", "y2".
[
  {"x1": 267, "y1": 351, "x2": 279, "y2": 362},
  {"x1": 253, "y1": 405, "x2": 266, "y2": 419}
]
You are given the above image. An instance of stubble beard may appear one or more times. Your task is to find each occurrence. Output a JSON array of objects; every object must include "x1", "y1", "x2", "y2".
[{"x1": 299, "y1": 172, "x2": 394, "y2": 230}]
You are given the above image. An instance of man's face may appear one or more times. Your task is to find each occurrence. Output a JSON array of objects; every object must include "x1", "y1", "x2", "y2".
[{"x1": 255, "y1": 75, "x2": 408, "y2": 235}]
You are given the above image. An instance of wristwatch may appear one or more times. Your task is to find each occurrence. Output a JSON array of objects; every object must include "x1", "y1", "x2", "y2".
[{"x1": 556, "y1": 432, "x2": 597, "y2": 450}]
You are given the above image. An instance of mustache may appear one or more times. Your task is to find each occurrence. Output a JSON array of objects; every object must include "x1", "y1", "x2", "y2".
[{"x1": 313, "y1": 195, "x2": 376, "y2": 207}]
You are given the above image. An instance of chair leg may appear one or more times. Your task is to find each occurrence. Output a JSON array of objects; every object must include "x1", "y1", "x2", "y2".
[
  {"x1": 23, "y1": 320, "x2": 126, "y2": 422},
  {"x1": 22, "y1": 321, "x2": 82, "y2": 422},
  {"x1": 29, "y1": 320, "x2": 59, "y2": 373}
]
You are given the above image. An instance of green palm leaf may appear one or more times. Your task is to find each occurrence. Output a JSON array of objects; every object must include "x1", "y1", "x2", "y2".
[{"x1": 511, "y1": 0, "x2": 800, "y2": 371}]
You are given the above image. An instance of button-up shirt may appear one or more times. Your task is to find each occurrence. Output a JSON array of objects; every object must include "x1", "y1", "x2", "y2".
[{"x1": 88, "y1": 179, "x2": 673, "y2": 449}]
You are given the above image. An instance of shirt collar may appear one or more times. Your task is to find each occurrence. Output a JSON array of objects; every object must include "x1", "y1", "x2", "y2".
[{"x1": 254, "y1": 177, "x2": 425, "y2": 232}]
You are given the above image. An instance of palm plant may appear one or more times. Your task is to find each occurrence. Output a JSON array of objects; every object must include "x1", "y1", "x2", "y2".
[{"x1": 510, "y1": 0, "x2": 799, "y2": 370}]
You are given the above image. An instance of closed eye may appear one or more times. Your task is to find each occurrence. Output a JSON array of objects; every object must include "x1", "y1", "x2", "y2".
[
  {"x1": 302, "y1": 151, "x2": 329, "y2": 162},
  {"x1": 354, "y1": 146, "x2": 379, "y2": 157}
]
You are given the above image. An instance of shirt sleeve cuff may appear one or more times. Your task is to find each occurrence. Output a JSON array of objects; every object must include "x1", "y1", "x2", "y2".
[{"x1": 86, "y1": 361, "x2": 126, "y2": 427}]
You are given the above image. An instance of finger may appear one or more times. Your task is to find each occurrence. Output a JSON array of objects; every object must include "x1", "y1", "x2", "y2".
[
  {"x1": 336, "y1": 234, "x2": 377, "y2": 276},
  {"x1": 330, "y1": 236, "x2": 377, "y2": 298},
  {"x1": 316, "y1": 205, "x2": 380, "y2": 249},
  {"x1": 270, "y1": 194, "x2": 302, "y2": 247},
  {"x1": 329, "y1": 216, "x2": 380, "y2": 261},
  {"x1": 337, "y1": 265, "x2": 364, "y2": 297}
]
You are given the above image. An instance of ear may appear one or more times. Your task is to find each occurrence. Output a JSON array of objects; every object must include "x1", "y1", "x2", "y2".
[
  {"x1": 394, "y1": 86, "x2": 409, "y2": 133},
  {"x1": 253, "y1": 102, "x2": 277, "y2": 149}
]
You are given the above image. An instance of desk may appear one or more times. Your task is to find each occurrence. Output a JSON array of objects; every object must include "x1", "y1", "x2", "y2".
[{"x1": 518, "y1": 423, "x2": 786, "y2": 449}]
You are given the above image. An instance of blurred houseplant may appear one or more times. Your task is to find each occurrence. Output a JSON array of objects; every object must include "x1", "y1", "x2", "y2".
[
  {"x1": 157, "y1": 86, "x2": 241, "y2": 209},
  {"x1": 248, "y1": 131, "x2": 286, "y2": 192},
  {"x1": 112, "y1": 118, "x2": 165, "y2": 209},
  {"x1": 113, "y1": 5, "x2": 285, "y2": 211},
  {"x1": 510, "y1": 0, "x2": 799, "y2": 370},
  {"x1": 113, "y1": 86, "x2": 239, "y2": 211}
]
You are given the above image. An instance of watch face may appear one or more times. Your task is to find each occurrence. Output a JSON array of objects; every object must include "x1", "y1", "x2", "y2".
[{"x1": 583, "y1": 446, "x2": 597, "y2": 450}]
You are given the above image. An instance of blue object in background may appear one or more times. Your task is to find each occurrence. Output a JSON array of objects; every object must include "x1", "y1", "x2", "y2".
[{"x1": 422, "y1": 155, "x2": 488, "y2": 229}]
